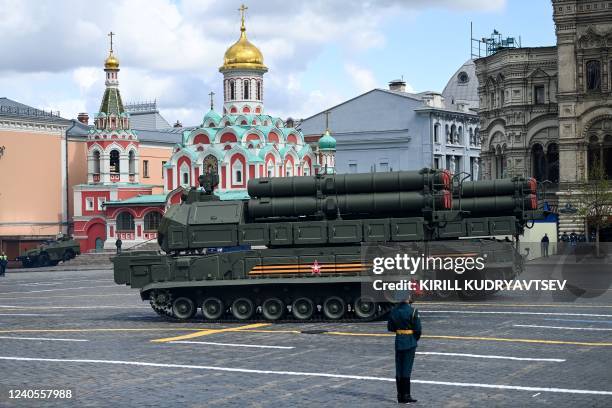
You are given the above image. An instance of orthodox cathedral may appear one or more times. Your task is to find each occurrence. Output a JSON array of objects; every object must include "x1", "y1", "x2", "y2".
[
  {"x1": 163, "y1": 6, "x2": 318, "y2": 198},
  {"x1": 71, "y1": 6, "x2": 327, "y2": 252}
]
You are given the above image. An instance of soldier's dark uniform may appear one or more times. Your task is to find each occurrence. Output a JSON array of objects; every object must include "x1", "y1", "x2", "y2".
[{"x1": 387, "y1": 301, "x2": 422, "y2": 403}]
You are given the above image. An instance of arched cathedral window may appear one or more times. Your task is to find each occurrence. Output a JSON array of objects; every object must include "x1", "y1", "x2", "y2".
[
  {"x1": 586, "y1": 60, "x2": 601, "y2": 91},
  {"x1": 128, "y1": 150, "x2": 135, "y2": 175},
  {"x1": 243, "y1": 80, "x2": 250, "y2": 99},
  {"x1": 110, "y1": 150, "x2": 120, "y2": 173},
  {"x1": 93, "y1": 151, "x2": 101, "y2": 174},
  {"x1": 229, "y1": 80, "x2": 236, "y2": 100},
  {"x1": 256, "y1": 81, "x2": 262, "y2": 100}
]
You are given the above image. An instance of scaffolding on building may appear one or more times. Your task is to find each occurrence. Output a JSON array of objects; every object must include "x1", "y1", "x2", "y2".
[{"x1": 471, "y1": 23, "x2": 521, "y2": 59}]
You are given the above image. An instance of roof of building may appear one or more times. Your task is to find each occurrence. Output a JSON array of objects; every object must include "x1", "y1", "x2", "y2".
[
  {"x1": 442, "y1": 59, "x2": 479, "y2": 111},
  {"x1": 125, "y1": 101, "x2": 171, "y2": 130},
  {"x1": 104, "y1": 194, "x2": 168, "y2": 206},
  {"x1": 0, "y1": 97, "x2": 70, "y2": 124}
]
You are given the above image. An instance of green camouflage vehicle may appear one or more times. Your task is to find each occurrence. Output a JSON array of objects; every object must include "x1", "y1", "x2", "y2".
[
  {"x1": 114, "y1": 169, "x2": 542, "y2": 322},
  {"x1": 17, "y1": 236, "x2": 81, "y2": 267}
]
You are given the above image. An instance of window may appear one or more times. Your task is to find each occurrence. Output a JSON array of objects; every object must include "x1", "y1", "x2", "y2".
[
  {"x1": 433, "y1": 123, "x2": 440, "y2": 143},
  {"x1": 267, "y1": 161, "x2": 274, "y2": 177},
  {"x1": 86, "y1": 197, "x2": 94, "y2": 211},
  {"x1": 144, "y1": 212, "x2": 161, "y2": 231},
  {"x1": 183, "y1": 172, "x2": 189, "y2": 185},
  {"x1": 232, "y1": 160, "x2": 244, "y2": 184},
  {"x1": 116, "y1": 212, "x2": 135, "y2": 232},
  {"x1": 243, "y1": 79, "x2": 250, "y2": 99},
  {"x1": 229, "y1": 80, "x2": 236, "y2": 100},
  {"x1": 256, "y1": 81, "x2": 262, "y2": 100},
  {"x1": 457, "y1": 71, "x2": 469, "y2": 84},
  {"x1": 534, "y1": 85, "x2": 545, "y2": 104},
  {"x1": 161, "y1": 161, "x2": 166, "y2": 179},
  {"x1": 286, "y1": 166, "x2": 292, "y2": 177},
  {"x1": 110, "y1": 150, "x2": 120, "y2": 173},
  {"x1": 143, "y1": 160, "x2": 149, "y2": 178},
  {"x1": 379, "y1": 162, "x2": 389, "y2": 172},
  {"x1": 303, "y1": 164, "x2": 310, "y2": 176},
  {"x1": 97, "y1": 197, "x2": 105, "y2": 211},
  {"x1": 433, "y1": 157, "x2": 441, "y2": 170},
  {"x1": 349, "y1": 163, "x2": 358, "y2": 173},
  {"x1": 586, "y1": 60, "x2": 601, "y2": 91},
  {"x1": 180, "y1": 163, "x2": 190, "y2": 187}
]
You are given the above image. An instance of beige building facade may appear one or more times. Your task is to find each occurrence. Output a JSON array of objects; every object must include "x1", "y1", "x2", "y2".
[{"x1": 477, "y1": 0, "x2": 612, "y2": 236}]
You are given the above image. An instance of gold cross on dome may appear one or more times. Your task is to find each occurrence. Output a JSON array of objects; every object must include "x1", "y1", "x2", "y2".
[
  {"x1": 108, "y1": 31, "x2": 115, "y2": 52},
  {"x1": 238, "y1": 4, "x2": 248, "y2": 27}
]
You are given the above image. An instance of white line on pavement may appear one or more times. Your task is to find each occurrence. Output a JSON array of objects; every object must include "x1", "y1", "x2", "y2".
[
  {"x1": 416, "y1": 352, "x2": 565, "y2": 362},
  {"x1": 0, "y1": 336, "x2": 88, "y2": 342},
  {"x1": 514, "y1": 324, "x2": 612, "y2": 331},
  {"x1": 18, "y1": 279, "x2": 113, "y2": 287},
  {"x1": 0, "y1": 356, "x2": 610, "y2": 396},
  {"x1": 170, "y1": 341, "x2": 294, "y2": 349},
  {"x1": 0, "y1": 285, "x2": 118, "y2": 295},
  {"x1": 421, "y1": 310, "x2": 612, "y2": 318},
  {"x1": 0, "y1": 313, "x2": 64, "y2": 317}
]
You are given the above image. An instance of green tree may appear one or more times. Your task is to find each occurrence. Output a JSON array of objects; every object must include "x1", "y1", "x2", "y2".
[{"x1": 577, "y1": 163, "x2": 612, "y2": 256}]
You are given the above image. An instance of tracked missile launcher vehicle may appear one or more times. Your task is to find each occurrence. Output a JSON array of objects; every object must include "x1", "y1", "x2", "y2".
[{"x1": 113, "y1": 169, "x2": 542, "y2": 321}]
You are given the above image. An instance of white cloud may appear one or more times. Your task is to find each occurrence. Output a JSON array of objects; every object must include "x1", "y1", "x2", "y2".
[
  {"x1": 0, "y1": 0, "x2": 506, "y2": 123},
  {"x1": 345, "y1": 63, "x2": 378, "y2": 92}
]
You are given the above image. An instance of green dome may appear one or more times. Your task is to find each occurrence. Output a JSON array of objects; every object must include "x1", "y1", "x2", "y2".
[{"x1": 318, "y1": 129, "x2": 336, "y2": 150}]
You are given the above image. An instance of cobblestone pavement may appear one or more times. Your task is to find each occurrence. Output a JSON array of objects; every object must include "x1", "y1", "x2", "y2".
[{"x1": 0, "y1": 265, "x2": 611, "y2": 407}]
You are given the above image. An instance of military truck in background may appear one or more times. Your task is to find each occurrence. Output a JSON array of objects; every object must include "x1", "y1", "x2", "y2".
[
  {"x1": 17, "y1": 236, "x2": 81, "y2": 267},
  {"x1": 113, "y1": 169, "x2": 543, "y2": 322}
]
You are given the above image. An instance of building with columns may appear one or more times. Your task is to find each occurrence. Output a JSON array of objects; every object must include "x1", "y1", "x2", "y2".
[
  {"x1": 72, "y1": 38, "x2": 165, "y2": 252},
  {"x1": 476, "y1": 1, "x2": 612, "y2": 237},
  {"x1": 163, "y1": 7, "x2": 317, "y2": 198}
]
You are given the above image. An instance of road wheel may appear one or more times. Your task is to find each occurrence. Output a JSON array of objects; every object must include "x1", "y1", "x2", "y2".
[
  {"x1": 323, "y1": 296, "x2": 345, "y2": 320},
  {"x1": 262, "y1": 298, "x2": 285, "y2": 321},
  {"x1": 353, "y1": 297, "x2": 376, "y2": 319},
  {"x1": 291, "y1": 297, "x2": 314, "y2": 320},
  {"x1": 38, "y1": 253, "x2": 50, "y2": 267},
  {"x1": 202, "y1": 297, "x2": 224, "y2": 320},
  {"x1": 231, "y1": 298, "x2": 254, "y2": 320},
  {"x1": 62, "y1": 249, "x2": 75, "y2": 262},
  {"x1": 172, "y1": 297, "x2": 196, "y2": 320}
]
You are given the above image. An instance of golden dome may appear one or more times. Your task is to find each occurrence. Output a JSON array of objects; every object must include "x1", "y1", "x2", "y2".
[
  {"x1": 104, "y1": 51, "x2": 119, "y2": 70},
  {"x1": 220, "y1": 14, "x2": 267, "y2": 72}
]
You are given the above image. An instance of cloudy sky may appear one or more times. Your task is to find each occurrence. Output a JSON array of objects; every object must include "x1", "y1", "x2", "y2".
[{"x1": 0, "y1": 0, "x2": 555, "y2": 126}]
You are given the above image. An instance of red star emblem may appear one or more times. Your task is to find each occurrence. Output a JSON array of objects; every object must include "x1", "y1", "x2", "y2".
[{"x1": 311, "y1": 260, "x2": 321, "y2": 275}]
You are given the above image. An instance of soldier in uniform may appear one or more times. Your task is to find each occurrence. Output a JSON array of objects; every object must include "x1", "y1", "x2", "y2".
[
  {"x1": 115, "y1": 238, "x2": 122, "y2": 254},
  {"x1": 0, "y1": 252, "x2": 7, "y2": 276},
  {"x1": 388, "y1": 293, "x2": 422, "y2": 404}
]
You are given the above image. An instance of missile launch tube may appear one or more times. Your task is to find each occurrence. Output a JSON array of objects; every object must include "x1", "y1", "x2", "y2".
[
  {"x1": 248, "y1": 191, "x2": 452, "y2": 219},
  {"x1": 247, "y1": 169, "x2": 452, "y2": 198},
  {"x1": 459, "y1": 177, "x2": 537, "y2": 198},
  {"x1": 453, "y1": 194, "x2": 537, "y2": 214}
]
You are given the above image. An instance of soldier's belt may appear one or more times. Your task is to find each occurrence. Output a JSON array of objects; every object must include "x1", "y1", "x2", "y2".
[{"x1": 396, "y1": 329, "x2": 414, "y2": 335}]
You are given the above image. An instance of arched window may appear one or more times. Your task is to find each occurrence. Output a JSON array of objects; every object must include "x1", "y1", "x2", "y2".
[
  {"x1": 547, "y1": 143, "x2": 559, "y2": 183},
  {"x1": 233, "y1": 161, "x2": 243, "y2": 184},
  {"x1": 303, "y1": 163, "x2": 310, "y2": 176},
  {"x1": 128, "y1": 150, "x2": 135, "y2": 175},
  {"x1": 532, "y1": 143, "x2": 546, "y2": 182},
  {"x1": 266, "y1": 160, "x2": 274, "y2": 177},
  {"x1": 243, "y1": 79, "x2": 250, "y2": 99},
  {"x1": 93, "y1": 150, "x2": 100, "y2": 174},
  {"x1": 180, "y1": 163, "x2": 190, "y2": 187},
  {"x1": 116, "y1": 212, "x2": 134, "y2": 232},
  {"x1": 110, "y1": 150, "x2": 120, "y2": 173},
  {"x1": 229, "y1": 80, "x2": 236, "y2": 100},
  {"x1": 586, "y1": 60, "x2": 601, "y2": 91},
  {"x1": 144, "y1": 212, "x2": 161, "y2": 231},
  {"x1": 256, "y1": 81, "x2": 262, "y2": 100},
  {"x1": 469, "y1": 128, "x2": 474, "y2": 146},
  {"x1": 457, "y1": 126, "x2": 463, "y2": 144},
  {"x1": 450, "y1": 124, "x2": 456, "y2": 144}
]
